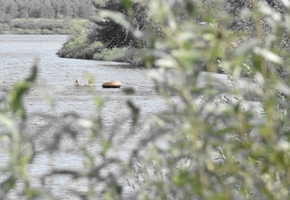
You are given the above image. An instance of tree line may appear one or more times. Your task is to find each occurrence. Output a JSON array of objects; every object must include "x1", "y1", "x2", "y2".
[
  {"x1": 0, "y1": 0, "x2": 95, "y2": 23},
  {"x1": 57, "y1": 0, "x2": 290, "y2": 67}
]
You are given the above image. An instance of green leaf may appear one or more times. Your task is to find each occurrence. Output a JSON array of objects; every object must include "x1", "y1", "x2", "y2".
[
  {"x1": 173, "y1": 170, "x2": 191, "y2": 187},
  {"x1": 253, "y1": 47, "x2": 283, "y2": 64},
  {"x1": 185, "y1": 2, "x2": 195, "y2": 16},
  {"x1": 95, "y1": 96, "x2": 104, "y2": 109},
  {"x1": 123, "y1": 87, "x2": 135, "y2": 94},
  {"x1": 30, "y1": 189, "x2": 41, "y2": 198},
  {"x1": 102, "y1": 140, "x2": 111, "y2": 155},
  {"x1": 127, "y1": 100, "x2": 140, "y2": 125},
  {"x1": 86, "y1": 73, "x2": 94, "y2": 85},
  {"x1": 1, "y1": 176, "x2": 17, "y2": 193},
  {"x1": 8, "y1": 62, "x2": 38, "y2": 120},
  {"x1": 0, "y1": 113, "x2": 18, "y2": 135},
  {"x1": 123, "y1": 0, "x2": 132, "y2": 7},
  {"x1": 26, "y1": 61, "x2": 38, "y2": 82}
]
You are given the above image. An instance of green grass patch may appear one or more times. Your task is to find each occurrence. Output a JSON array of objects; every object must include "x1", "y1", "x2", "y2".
[
  {"x1": 93, "y1": 47, "x2": 146, "y2": 65},
  {"x1": 58, "y1": 39, "x2": 145, "y2": 65},
  {"x1": 0, "y1": 18, "x2": 89, "y2": 35}
]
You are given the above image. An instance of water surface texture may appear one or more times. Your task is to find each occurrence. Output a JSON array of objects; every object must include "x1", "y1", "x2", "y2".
[
  {"x1": 0, "y1": 35, "x2": 167, "y2": 199},
  {"x1": 0, "y1": 35, "x2": 265, "y2": 199}
]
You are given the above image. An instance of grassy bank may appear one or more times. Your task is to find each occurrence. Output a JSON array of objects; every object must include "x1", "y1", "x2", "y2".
[
  {"x1": 57, "y1": 40, "x2": 145, "y2": 65},
  {"x1": 0, "y1": 18, "x2": 89, "y2": 35}
]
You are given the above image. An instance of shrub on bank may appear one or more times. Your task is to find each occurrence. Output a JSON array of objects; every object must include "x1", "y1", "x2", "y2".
[
  {"x1": 57, "y1": 21, "x2": 145, "y2": 64},
  {"x1": 59, "y1": 38, "x2": 144, "y2": 65},
  {"x1": 57, "y1": 0, "x2": 148, "y2": 65},
  {"x1": 93, "y1": 47, "x2": 124, "y2": 61},
  {"x1": 57, "y1": 37, "x2": 88, "y2": 58},
  {"x1": 57, "y1": 21, "x2": 105, "y2": 59}
]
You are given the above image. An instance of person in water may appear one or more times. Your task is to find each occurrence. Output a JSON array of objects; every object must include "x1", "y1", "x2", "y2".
[{"x1": 75, "y1": 79, "x2": 81, "y2": 86}]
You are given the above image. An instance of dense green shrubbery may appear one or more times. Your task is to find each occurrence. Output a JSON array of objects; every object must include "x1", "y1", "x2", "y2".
[
  {"x1": 56, "y1": 21, "x2": 106, "y2": 59},
  {"x1": 57, "y1": 0, "x2": 149, "y2": 65},
  {"x1": 131, "y1": 1, "x2": 290, "y2": 198},
  {"x1": 57, "y1": 0, "x2": 147, "y2": 65},
  {"x1": 3, "y1": 0, "x2": 290, "y2": 199}
]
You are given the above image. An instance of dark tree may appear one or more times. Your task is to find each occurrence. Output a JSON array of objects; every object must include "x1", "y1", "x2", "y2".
[{"x1": 87, "y1": 0, "x2": 147, "y2": 48}]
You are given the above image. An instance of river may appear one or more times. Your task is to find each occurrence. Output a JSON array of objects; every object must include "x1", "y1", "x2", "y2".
[
  {"x1": 0, "y1": 35, "x2": 265, "y2": 200},
  {"x1": 0, "y1": 35, "x2": 168, "y2": 199}
]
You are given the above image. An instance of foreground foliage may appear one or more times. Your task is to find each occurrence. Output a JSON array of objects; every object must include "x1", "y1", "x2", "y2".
[{"x1": 2, "y1": 0, "x2": 290, "y2": 199}]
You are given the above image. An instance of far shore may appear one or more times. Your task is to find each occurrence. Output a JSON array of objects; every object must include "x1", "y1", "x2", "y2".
[{"x1": 0, "y1": 18, "x2": 89, "y2": 35}]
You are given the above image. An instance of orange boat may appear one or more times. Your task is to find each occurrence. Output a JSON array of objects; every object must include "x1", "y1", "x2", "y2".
[{"x1": 102, "y1": 80, "x2": 122, "y2": 88}]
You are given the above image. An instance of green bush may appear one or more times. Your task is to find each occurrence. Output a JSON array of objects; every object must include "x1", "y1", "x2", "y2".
[
  {"x1": 93, "y1": 47, "x2": 127, "y2": 61},
  {"x1": 57, "y1": 20, "x2": 98, "y2": 58},
  {"x1": 82, "y1": 41, "x2": 104, "y2": 59},
  {"x1": 57, "y1": 40, "x2": 104, "y2": 59},
  {"x1": 91, "y1": 47, "x2": 146, "y2": 65}
]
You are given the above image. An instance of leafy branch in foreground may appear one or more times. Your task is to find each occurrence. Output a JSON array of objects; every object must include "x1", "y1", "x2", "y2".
[
  {"x1": 128, "y1": 0, "x2": 290, "y2": 199},
  {"x1": 3, "y1": 0, "x2": 290, "y2": 199},
  {"x1": 0, "y1": 60, "x2": 38, "y2": 200}
]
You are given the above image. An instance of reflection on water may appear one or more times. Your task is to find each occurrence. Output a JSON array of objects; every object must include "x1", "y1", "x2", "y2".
[{"x1": 0, "y1": 35, "x2": 167, "y2": 199}]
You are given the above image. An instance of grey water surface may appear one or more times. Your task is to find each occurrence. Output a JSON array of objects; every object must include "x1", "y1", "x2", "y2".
[
  {"x1": 0, "y1": 35, "x2": 264, "y2": 199},
  {"x1": 0, "y1": 35, "x2": 167, "y2": 199}
]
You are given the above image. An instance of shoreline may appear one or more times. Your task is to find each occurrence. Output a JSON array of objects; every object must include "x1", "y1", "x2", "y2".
[{"x1": 0, "y1": 18, "x2": 89, "y2": 35}]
